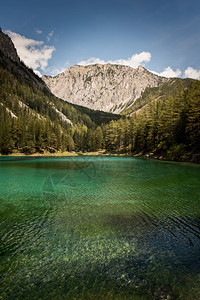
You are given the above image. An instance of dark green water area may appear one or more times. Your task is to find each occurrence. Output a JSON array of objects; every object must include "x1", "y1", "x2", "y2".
[{"x1": 0, "y1": 156, "x2": 200, "y2": 300}]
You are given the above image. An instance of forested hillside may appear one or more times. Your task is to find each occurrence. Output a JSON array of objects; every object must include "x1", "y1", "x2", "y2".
[
  {"x1": 0, "y1": 63, "x2": 122, "y2": 154},
  {"x1": 0, "y1": 28, "x2": 122, "y2": 155},
  {"x1": 0, "y1": 29, "x2": 200, "y2": 161},
  {"x1": 104, "y1": 79, "x2": 200, "y2": 162},
  {"x1": 1, "y1": 57, "x2": 200, "y2": 161}
]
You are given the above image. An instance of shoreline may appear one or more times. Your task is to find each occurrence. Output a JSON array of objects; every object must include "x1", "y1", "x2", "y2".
[
  {"x1": 0, "y1": 150, "x2": 107, "y2": 157},
  {"x1": 0, "y1": 151, "x2": 199, "y2": 164},
  {"x1": 0, "y1": 151, "x2": 78, "y2": 157}
]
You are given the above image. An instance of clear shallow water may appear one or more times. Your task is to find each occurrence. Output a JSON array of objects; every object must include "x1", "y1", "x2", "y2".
[{"x1": 0, "y1": 156, "x2": 200, "y2": 300}]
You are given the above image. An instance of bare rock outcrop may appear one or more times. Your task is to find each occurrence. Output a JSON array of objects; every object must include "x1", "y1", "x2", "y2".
[
  {"x1": 0, "y1": 27, "x2": 20, "y2": 63},
  {"x1": 0, "y1": 28, "x2": 45, "y2": 88},
  {"x1": 43, "y1": 64, "x2": 168, "y2": 113}
]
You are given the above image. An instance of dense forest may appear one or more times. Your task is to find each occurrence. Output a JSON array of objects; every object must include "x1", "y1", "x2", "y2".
[
  {"x1": 0, "y1": 64, "x2": 120, "y2": 154},
  {"x1": 104, "y1": 79, "x2": 200, "y2": 161},
  {"x1": 1, "y1": 62, "x2": 200, "y2": 162},
  {"x1": 0, "y1": 31, "x2": 200, "y2": 162}
]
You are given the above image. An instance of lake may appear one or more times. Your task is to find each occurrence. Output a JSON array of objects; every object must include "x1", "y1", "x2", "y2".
[{"x1": 0, "y1": 156, "x2": 200, "y2": 300}]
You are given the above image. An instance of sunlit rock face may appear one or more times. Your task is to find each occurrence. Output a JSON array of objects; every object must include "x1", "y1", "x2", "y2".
[{"x1": 42, "y1": 64, "x2": 168, "y2": 113}]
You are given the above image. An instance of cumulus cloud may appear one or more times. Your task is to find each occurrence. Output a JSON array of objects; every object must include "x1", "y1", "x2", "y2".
[
  {"x1": 77, "y1": 53, "x2": 186, "y2": 79},
  {"x1": 34, "y1": 70, "x2": 42, "y2": 77},
  {"x1": 5, "y1": 32, "x2": 199, "y2": 82},
  {"x1": 5, "y1": 30, "x2": 55, "y2": 74},
  {"x1": 151, "y1": 66, "x2": 181, "y2": 78},
  {"x1": 78, "y1": 51, "x2": 151, "y2": 69},
  {"x1": 160, "y1": 67, "x2": 181, "y2": 78},
  {"x1": 184, "y1": 67, "x2": 200, "y2": 80},
  {"x1": 154, "y1": 66, "x2": 200, "y2": 79}
]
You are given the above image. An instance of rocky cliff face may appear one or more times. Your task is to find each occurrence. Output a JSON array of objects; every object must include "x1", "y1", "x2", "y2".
[
  {"x1": 43, "y1": 64, "x2": 168, "y2": 113},
  {"x1": 0, "y1": 28, "x2": 44, "y2": 88},
  {"x1": 0, "y1": 28, "x2": 20, "y2": 63}
]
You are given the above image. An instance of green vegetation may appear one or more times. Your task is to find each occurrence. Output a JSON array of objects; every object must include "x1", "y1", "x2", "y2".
[
  {"x1": 0, "y1": 64, "x2": 117, "y2": 155},
  {"x1": 72, "y1": 103, "x2": 121, "y2": 126},
  {"x1": 0, "y1": 42, "x2": 200, "y2": 161},
  {"x1": 122, "y1": 78, "x2": 194, "y2": 115},
  {"x1": 104, "y1": 79, "x2": 200, "y2": 162}
]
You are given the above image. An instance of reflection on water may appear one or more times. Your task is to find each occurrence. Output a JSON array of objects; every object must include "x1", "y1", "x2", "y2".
[{"x1": 0, "y1": 156, "x2": 200, "y2": 299}]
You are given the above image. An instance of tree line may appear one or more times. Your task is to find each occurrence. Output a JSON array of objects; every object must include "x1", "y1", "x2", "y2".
[
  {"x1": 0, "y1": 65, "x2": 105, "y2": 154},
  {"x1": 104, "y1": 79, "x2": 200, "y2": 160},
  {"x1": 0, "y1": 64, "x2": 200, "y2": 160}
]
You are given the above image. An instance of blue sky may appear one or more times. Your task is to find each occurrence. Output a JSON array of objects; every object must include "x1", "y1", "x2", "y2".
[{"x1": 1, "y1": 0, "x2": 200, "y2": 78}]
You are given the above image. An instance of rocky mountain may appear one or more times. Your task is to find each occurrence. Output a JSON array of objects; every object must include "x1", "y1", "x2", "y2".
[
  {"x1": 0, "y1": 28, "x2": 45, "y2": 88},
  {"x1": 1, "y1": 28, "x2": 199, "y2": 161},
  {"x1": 0, "y1": 27, "x2": 20, "y2": 63},
  {"x1": 0, "y1": 28, "x2": 120, "y2": 155},
  {"x1": 42, "y1": 64, "x2": 168, "y2": 114}
]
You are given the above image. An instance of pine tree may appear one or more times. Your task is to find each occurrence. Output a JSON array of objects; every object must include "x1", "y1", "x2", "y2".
[{"x1": 187, "y1": 82, "x2": 200, "y2": 151}]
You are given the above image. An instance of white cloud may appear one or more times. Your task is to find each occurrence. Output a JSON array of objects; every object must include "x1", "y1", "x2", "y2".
[
  {"x1": 5, "y1": 30, "x2": 55, "y2": 74},
  {"x1": 78, "y1": 51, "x2": 151, "y2": 69},
  {"x1": 47, "y1": 30, "x2": 54, "y2": 42},
  {"x1": 151, "y1": 66, "x2": 181, "y2": 78},
  {"x1": 160, "y1": 67, "x2": 181, "y2": 78},
  {"x1": 36, "y1": 29, "x2": 42, "y2": 34},
  {"x1": 78, "y1": 57, "x2": 107, "y2": 66},
  {"x1": 5, "y1": 32, "x2": 199, "y2": 82},
  {"x1": 77, "y1": 54, "x2": 185, "y2": 79},
  {"x1": 34, "y1": 70, "x2": 42, "y2": 77},
  {"x1": 184, "y1": 67, "x2": 200, "y2": 80}
]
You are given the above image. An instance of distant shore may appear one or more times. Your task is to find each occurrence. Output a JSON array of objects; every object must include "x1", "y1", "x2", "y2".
[
  {"x1": 135, "y1": 153, "x2": 200, "y2": 164},
  {"x1": 0, "y1": 150, "x2": 199, "y2": 164},
  {"x1": 0, "y1": 151, "x2": 77, "y2": 157},
  {"x1": 0, "y1": 150, "x2": 107, "y2": 157}
]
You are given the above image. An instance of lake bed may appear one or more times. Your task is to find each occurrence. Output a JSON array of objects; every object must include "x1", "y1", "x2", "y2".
[{"x1": 0, "y1": 156, "x2": 200, "y2": 299}]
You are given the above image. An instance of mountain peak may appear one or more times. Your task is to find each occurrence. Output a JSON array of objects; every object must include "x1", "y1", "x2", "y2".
[
  {"x1": 137, "y1": 65, "x2": 145, "y2": 71},
  {"x1": 43, "y1": 63, "x2": 168, "y2": 114}
]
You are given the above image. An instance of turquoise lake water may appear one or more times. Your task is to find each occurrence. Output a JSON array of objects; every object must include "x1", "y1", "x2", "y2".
[{"x1": 0, "y1": 156, "x2": 200, "y2": 300}]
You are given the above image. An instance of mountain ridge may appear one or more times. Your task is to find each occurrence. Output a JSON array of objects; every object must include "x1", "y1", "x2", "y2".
[
  {"x1": 0, "y1": 28, "x2": 120, "y2": 154},
  {"x1": 1, "y1": 28, "x2": 200, "y2": 162},
  {"x1": 0, "y1": 28, "x2": 46, "y2": 89},
  {"x1": 42, "y1": 63, "x2": 168, "y2": 114}
]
